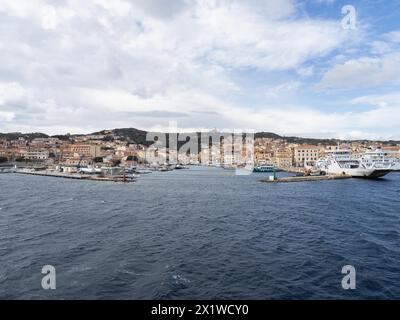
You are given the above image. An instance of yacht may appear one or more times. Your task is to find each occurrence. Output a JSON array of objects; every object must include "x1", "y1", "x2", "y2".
[{"x1": 316, "y1": 149, "x2": 392, "y2": 178}]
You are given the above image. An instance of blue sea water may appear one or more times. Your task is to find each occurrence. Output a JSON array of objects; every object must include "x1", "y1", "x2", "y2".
[{"x1": 0, "y1": 167, "x2": 400, "y2": 299}]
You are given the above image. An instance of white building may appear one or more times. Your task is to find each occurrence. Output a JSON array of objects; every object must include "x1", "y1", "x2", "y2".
[{"x1": 25, "y1": 150, "x2": 50, "y2": 160}]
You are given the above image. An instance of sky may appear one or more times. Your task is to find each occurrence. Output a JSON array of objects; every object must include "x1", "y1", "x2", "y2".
[{"x1": 1, "y1": 0, "x2": 400, "y2": 139}]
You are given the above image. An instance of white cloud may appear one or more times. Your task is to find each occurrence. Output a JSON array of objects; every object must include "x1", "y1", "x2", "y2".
[
  {"x1": 320, "y1": 28, "x2": 400, "y2": 89},
  {"x1": 1, "y1": 0, "x2": 385, "y2": 138},
  {"x1": 320, "y1": 54, "x2": 400, "y2": 88},
  {"x1": 0, "y1": 0, "x2": 44, "y2": 18},
  {"x1": 297, "y1": 66, "x2": 314, "y2": 77},
  {"x1": 384, "y1": 31, "x2": 400, "y2": 43},
  {"x1": 265, "y1": 81, "x2": 302, "y2": 99},
  {"x1": 0, "y1": 82, "x2": 27, "y2": 105}
]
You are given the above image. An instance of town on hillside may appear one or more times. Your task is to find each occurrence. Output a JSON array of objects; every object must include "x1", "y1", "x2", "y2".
[{"x1": 1, "y1": 129, "x2": 400, "y2": 171}]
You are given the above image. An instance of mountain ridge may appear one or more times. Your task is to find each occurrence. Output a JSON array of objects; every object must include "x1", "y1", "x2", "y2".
[{"x1": 1, "y1": 128, "x2": 400, "y2": 146}]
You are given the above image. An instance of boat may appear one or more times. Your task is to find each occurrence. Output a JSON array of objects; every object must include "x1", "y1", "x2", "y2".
[
  {"x1": 253, "y1": 165, "x2": 277, "y2": 173},
  {"x1": 359, "y1": 148, "x2": 400, "y2": 171},
  {"x1": 174, "y1": 164, "x2": 189, "y2": 170},
  {"x1": 316, "y1": 149, "x2": 392, "y2": 178},
  {"x1": 0, "y1": 167, "x2": 16, "y2": 173},
  {"x1": 135, "y1": 168, "x2": 152, "y2": 174},
  {"x1": 392, "y1": 160, "x2": 400, "y2": 171},
  {"x1": 79, "y1": 166, "x2": 102, "y2": 174}
]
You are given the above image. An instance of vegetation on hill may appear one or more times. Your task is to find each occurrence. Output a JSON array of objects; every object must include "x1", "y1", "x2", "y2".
[
  {"x1": 1, "y1": 128, "x2": 399, "y2": 145},
  {"x1": 254, "y1": 132, "x2": 283, "y2": 140},
  {"x1": 0, "y1": 132, "x2": 49, "y2": 141}
]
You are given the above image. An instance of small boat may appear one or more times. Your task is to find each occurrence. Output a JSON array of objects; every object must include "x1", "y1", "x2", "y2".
[
  {"x1": 174, "y1": 164, "x2": 189, "y2": 170},
  {"x1": 135, "y1": 169, "x2": 152, "y2": 174},
  {"x1": 0, "y1": 165, "x2": 17, "y2": 173},
  {"x1": 253, "y1": 165, "x2": 277, "y2": 173}
]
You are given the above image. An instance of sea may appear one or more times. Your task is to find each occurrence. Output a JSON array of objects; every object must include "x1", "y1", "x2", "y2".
[{"x1": 1, "y1": 167, "x2": 400, "y2": 299}]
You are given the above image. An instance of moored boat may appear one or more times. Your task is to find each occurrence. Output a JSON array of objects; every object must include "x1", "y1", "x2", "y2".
[
  {"x1": 316, "y1": 149, "x2": 392, "y2": 178},
  {"x1": 358, "y1": 148, "x2": 398, "y2": 170},
  {"x1": 253, "y1": 165, "x2": 277, "y2": 173}
]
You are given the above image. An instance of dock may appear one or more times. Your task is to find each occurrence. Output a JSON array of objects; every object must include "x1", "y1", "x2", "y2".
[
  {"x1": 14, "y1": 170, "x2": 135, "y2": 182},
  {"x1": 261, "y1": 174, "x2": 352, "y2": 183}
]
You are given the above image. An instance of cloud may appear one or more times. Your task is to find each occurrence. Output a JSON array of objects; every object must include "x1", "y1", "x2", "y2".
[
  {"x1": 265, "y1": 81, "x2": 302, "y2": 99},
  {"x1": 0, "y1": 82, "x2": 27, "y2": 105},
  {"x1": 1, "y1": 0, "x2": 387, "y2": 138},
  {"x1": 384, "y1": 31, "x2": 400, "y2": 43},
  {"x1": 320, "y1": 54, "x2": 400, "y2": 88},
  {"x1": 320, "y1": 29, "x2": 400, "y2": 89},
  {"x1": 314, "y1": 0, "x2": 335, "y2": 3}
]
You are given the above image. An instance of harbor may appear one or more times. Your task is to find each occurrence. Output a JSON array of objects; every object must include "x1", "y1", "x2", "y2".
[
  {"x1": 1, "y1": 134, "x2": 400, "y2": 184},
  {"x1": 3, "y1": 0, "x2": 400, "y2": 303}
]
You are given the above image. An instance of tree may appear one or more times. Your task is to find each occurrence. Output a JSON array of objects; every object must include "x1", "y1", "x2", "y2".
[
  {"x1": 0, "y1": 157, "x2": 8, "y2": 163},
  {"x1": 93, "y1": 157, "x2": 103, "y2": 163}
]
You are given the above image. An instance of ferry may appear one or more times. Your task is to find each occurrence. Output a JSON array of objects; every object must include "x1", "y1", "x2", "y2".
[
  {"x1": 316, "y1": 149, "x2": 392, "y2": 178},
  {"x1": 359, "y1": 148, "x2": 400, "y2": 171},
  {"x1": 393, "y1": 160, "x2": 400, "y2": 171}
]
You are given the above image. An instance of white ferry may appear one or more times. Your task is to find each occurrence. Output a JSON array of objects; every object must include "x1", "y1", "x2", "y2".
[
  {"x1": 359, "y1": 148, "x2": 400, "y2": 171},
  {"x1": 316, "y1": 149, "x2": 392, "y2": 178}
]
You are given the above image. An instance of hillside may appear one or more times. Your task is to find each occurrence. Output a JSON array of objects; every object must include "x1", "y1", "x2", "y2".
[{"x1": 1, "y1": 128, "x2": 399, "y2": 146}]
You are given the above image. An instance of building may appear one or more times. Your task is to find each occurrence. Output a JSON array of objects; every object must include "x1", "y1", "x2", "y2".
[
  {"x1": 25, "y1": 150, "x2": 49, "y2": 160},
  {"x1": 294, "y1": 145, "x2": 320, "y2": 167},
  {"x1": 70, "y1": 144, "x2": 102, "y2": 158},
  {"x1": 63, "y1": 158, "x2": 92, "y2": 166},
  {"x1": 383, "y1": 146, "x2": 400, "y2": 159},
  {"x1": 0, "y1": 148, "x2": 12, "y2": 160},
  {"x1": 274, "y1": 147, "x2": 293, "y2": 168}
]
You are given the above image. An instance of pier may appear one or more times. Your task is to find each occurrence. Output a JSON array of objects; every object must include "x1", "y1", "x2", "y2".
[
  {"x1": 261, "y1": 174, "x2": 352, "y2": 183},
  {"x1": 14, "y1": 170, "x2": 135, "y2": 182}
]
